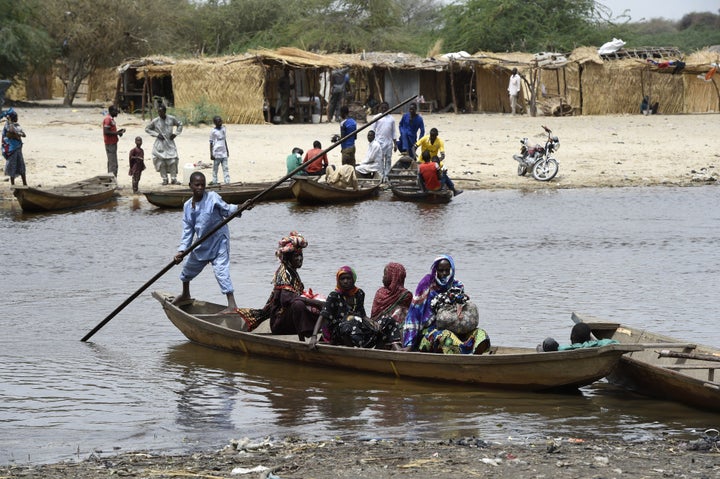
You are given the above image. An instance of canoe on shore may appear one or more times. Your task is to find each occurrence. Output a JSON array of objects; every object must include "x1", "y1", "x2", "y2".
[
  {"x1": 572, "y1": 312, "x2": 720, "y2": 412},
  {"x1": 143, "y1": 180, "x2": 294, "y2": 208},
  {"x1": 291, "y1": 176, "x2": 381, "y2": 205},
  {"x1": 153, "y1": 291, "x2": 640, "y2": 392},
  {"x1": 388, "y1": 157, "x2": 453, "y2": 203},
  {"x1": 12, "y1": 174, "x2": 118, "y2": 212}
]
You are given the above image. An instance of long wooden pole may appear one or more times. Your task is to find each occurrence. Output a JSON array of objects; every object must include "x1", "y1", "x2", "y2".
[{"x1": 81, "y1": 94, "x2": 418, "y2": 342}]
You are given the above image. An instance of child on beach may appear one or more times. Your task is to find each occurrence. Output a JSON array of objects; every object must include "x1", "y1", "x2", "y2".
[
  {"x1": 209, "y1": 115, "x2": 230, "y2": 185},
  {"x1": 2, "y1": 110, "x2": 27, "y2": 186},
  {"x1": 128, "y1": 136, "x2": 146, "y2": 194}
]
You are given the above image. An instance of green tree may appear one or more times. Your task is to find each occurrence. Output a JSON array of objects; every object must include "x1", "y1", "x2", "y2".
[
  {"x1": 441, "y1": 0, "x2": 598, "y2": 53},
  {"x1": 37, "y1": 0, "x2": 192, "y2": 105},
  {"x1": 0, "y1": 0, "x2": 53, "y2": 81}
]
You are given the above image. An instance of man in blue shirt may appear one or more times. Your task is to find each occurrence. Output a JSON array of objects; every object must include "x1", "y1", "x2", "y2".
[{"x1": 339, "y1": 106, "x2": 357, "y2": 166}]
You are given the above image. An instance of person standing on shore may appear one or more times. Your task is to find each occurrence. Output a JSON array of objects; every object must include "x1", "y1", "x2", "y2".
[
  {"x1": 339, "y1": 106, "x2": 357, "y2": 166},
  {"x1": 145, "y1": 105, "x2": 183, "y2": 185},
  {"x1": 370, "y1": 101, "x2": 396, "y2": 181},
  {"x1": 398, "y1": 103, "x2": 424, "y2": 160},
  {"x1": 508, "y1": 68, "x2": 522, "y2": 115},
  {"x1": 2, "y1": 110, "x2": 27, "y2": 186},
  {"x1": 209, "y1": 115, "x2": 230, "y2": 185},
  {"x1": 102, "y1": 105, "x2": 125, "y2": 177},
  {"x1": 128, "y1": 136, "x2": 145, "y2": 194}
]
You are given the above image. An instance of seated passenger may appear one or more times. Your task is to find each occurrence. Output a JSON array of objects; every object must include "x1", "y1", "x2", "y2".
[
  {"x1": 401, "y1": 255, "x2": 489, "y2": 354},
  {"x1": 309, "y1": 266, "x2": 401, "y2": 349},
  {"x1": 325, "y1": 164, "x2": 358, "y2": 190},
  {"x1": 370, "y1": 262, "x2": 412, "y2": 327},
  {"x1": 417, "y1": 151, "x2": 462, "y2": 196},
  {"x1": 236, "y1": 231, "x2": 322, "y2": 339},
  {"x1": 286, "y1": 147, "x2": 304, "y2": 175},
  {"x1": 355, "y1": 130, "x2": 383, "y2": 179},
  {"x1": 538, "y1": 323, "x2": 618, "y2": 352},
  {"x1": 303, "y1": 140, "x2": 328, "y2": 176}
]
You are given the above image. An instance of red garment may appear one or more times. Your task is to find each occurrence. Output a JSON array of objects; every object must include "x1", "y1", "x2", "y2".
[
  {"x1": 303, "y1": 148, "x2": 328, "y2": 174},
  {"x1": 371, "y1": 262, "x2": 411, "y2": 318},
  {"x1": 418, "y1": 162, "x2": 441, "y2": 191},
  {"x1": 103, "y1": 114, "x2": 118, "y2": 145}
]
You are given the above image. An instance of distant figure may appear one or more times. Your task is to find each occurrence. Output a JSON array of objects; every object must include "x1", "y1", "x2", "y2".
[
  {"x1": 303, "y1": 140, "x2": 328, "y2": 176},
  {"x1": 128, "y1": 136, "x2": 146, "y2": 194},
  {"x1": 286, "y1": 147, "x2": 304, "y2": 174},
  {"x1": 370, "y1": 101, "x2": 397, "y2": 180},
  {"x1": 172, "y1": 171, "x2": 241, "y2": 314},
  {"x1": 398, "y1": 103, "x2": 425, "y2": 160},
  {"x1": 102, "y1": 105, "x2": 125, "y2": 176},
  {"x1": 209, "y1": 115, "x2": 230, "y2": 185},
  {"x1": 640, "y1": 96, "x2": 659, "y2": 115},
  {"x1": 328, "y1": 67, "x2": 349, "y2": 122},
  {"x1": 508, "y1": 68, "x2": 522, "y2": 115},
  {"x1": 339, "y1": 106, "x2": 357, "y2": 166},
  {"x1": 355, "y1": 130, "x2": 383, "y2": 178},
  {"x1": 145, "y1": 104, "x2": 183, "y2": 185},
  {"x1": 2, "y1": 110, "x2": 27, "y2": 186},
  {"x1": 277, "y1": 70, "x2": 291, "y2": 123},
  {"x1": 414, "y1": 127, "x2": 445, "y2": 164},
  {"x1": 417, "y1": 151, "x2": 462, "y2": 196}
]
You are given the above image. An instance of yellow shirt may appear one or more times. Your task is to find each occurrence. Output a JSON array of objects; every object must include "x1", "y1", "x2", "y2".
[{"x1": 415, "y1": 134, "x2": 445, "y2": 163}]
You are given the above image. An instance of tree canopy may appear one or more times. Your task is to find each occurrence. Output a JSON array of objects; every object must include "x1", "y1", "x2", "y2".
[{"x1": 2, "y1": 0, "x2": 718, "y2": 105}]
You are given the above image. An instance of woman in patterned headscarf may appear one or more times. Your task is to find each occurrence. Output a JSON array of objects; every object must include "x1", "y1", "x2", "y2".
[
  {"x1": 308, "y1": 266, "x2": 401, "y2": 349},
  {"x1": 401, "y1": 254, "x2": 489, "y2": 354},
  {"x1": 236, "y1": 231, "x2": 321, "y2": 339}
]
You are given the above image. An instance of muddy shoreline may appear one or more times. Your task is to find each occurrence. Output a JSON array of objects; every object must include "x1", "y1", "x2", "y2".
[{"x1": 3, "y1": 436, "x2": 719, "y2": 478}]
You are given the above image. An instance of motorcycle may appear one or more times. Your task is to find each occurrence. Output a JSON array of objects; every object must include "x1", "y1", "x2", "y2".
[{"x1": 513, "y1": 125, "x2": 560, "y2": 181}]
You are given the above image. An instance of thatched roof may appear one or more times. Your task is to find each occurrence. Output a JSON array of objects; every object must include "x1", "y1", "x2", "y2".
[
  {"x1": 249, "y1": 47, "x2": 343, "y2": 68},
  {"x1": 118, "y1": 56, "x2": 176, "y2": 78}
]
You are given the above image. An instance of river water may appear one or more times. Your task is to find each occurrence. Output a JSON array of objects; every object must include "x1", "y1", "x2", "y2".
[{"x1": 2, "y1": 186, "x2": 719, "y2": 464}]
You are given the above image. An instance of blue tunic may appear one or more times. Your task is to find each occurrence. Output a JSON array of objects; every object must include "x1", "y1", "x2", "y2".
[{"x1": 179, "y1": 191, "x2": 238, "y2": 262}]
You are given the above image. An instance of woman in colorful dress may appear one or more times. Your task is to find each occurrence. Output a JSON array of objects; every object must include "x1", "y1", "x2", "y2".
[
  {"x1": 236, "y1": 231, "x2": 321, "y2": 339},
  {"x1": 309, "y1": 266, "x2": 400, "y2": 349},
  {"x1": 401, "y1": 254, "x2": 490, "y2": 354}
]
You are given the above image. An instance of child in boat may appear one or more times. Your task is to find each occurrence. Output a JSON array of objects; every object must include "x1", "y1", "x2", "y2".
[
  {"x1": 538, "y1": 323, "x2": 618, "y2": 351},
  {"x1": 172, "y1": 171, "x2": 244, "y2": 314},
  {"x1": 309, "y1": 266, "x2": 401, "y2": 349},
  {"x1": 128, "y1": 136, "x2": 145, "y2": 194}
]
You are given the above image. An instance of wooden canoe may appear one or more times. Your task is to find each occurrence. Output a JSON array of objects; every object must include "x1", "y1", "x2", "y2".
[
  {"x1": 152, "y1": 291, "x2": 640, "y2": 392},
  {"x1": 143, "y1": 180, "x2": 295, "y2": 208},
  {"x1": 572, "y1": 312, "x2": 720, "y2": 412},
  {"x1": 388, "y1": 157, "x2": 453, "y2": 204},
  {"x1": 12, "y1": 174, "x2": 118, "y2": 212},
  {"x1": 291, "y1": 176, "x2": 381, "y2": 205}
]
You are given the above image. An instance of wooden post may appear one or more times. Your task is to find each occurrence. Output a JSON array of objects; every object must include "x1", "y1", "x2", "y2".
[
  {"x1": 449, "y1": 61, "x2": 458, "y2": 114},
  {"x1": 372, "y1": 69, "x2": 383, "y2": 103}
]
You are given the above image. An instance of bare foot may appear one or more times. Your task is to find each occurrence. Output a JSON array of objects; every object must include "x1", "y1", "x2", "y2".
[{"x1": 172, "y1": 294, "x2": 191, "y2": 305}]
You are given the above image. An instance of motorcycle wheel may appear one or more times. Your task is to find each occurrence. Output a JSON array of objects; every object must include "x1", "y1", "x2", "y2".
[
  {"x1": 532, "y1": 158, "x2": 559, "y2": 181},
  {"x1": 517, "y1": 164, "x2": 527, "y2": 176}
]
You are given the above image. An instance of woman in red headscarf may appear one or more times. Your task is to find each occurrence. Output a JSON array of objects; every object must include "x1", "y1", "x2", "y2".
[{"x1": 370, "y1": 262, "x2": 412, "y2": 325}]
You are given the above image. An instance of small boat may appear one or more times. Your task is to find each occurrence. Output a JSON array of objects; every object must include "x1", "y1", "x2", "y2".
[
  {"x1": 143, "y1": 180, "x2": 295, "y2": 208},
  {"x1": 152, "y1": 291, "x2": 640, "y2": 392},
  {"x1": 572, "y1": 312, "x2": 720, "y2": 412},
  {"x1": 291, "y1": 176, "x2": 381, "y2": 205},
  {"x1": 12, "y1": 174, "x2": 118, "y2": 212},
  {"x1": 388, "y1": 157, "x2": 453, "y2": 203}
]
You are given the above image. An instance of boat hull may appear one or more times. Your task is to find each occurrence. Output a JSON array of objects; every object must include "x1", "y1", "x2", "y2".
[
  {"x1": 12, "y1": 175, "x2": 117, "y2": 212},
  {"x1": 572, "y1": 312, "x2": 720, "y2": 412},
  {"x1": 291, "y1": 177, "x2": 380, "y2": 204},
  {"x1": 388, "y1": 157, "x2": 453, "y2": 203},
  {"x1": 153, "y1": 291, "x2": 638, "y2": 391},
  {"x1": 143, "y1": 180, "x2": 294, "y2": 208}
]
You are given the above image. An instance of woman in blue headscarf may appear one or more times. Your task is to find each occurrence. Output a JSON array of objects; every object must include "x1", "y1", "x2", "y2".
[{"x1": 402, "y1": 255, "x2": 490, "y2": 354}]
